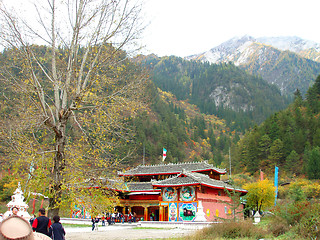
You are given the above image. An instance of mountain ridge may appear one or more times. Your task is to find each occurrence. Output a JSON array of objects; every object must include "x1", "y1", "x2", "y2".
[
  {"x1": 187, "y1": 35, "x2": 320, "y2": 96},
  {"x1": 188, "y1": 35, "x2": 320, "y2": 63}
]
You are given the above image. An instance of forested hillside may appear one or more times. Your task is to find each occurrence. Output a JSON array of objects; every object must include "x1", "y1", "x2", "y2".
[
  {"x1": 233, "y1": 75, "x2": 320, "y2": 178},
  {"x1": 147, "y1": 55, "x2": 289, "y2": 132},
  {"x1": 2, "y1": 45, "x2": 318, "y2": 177},
  {"x1": 0, "y1": 47, "x2": 239, "y2": 171},
  {"x1": 130, "y1": 84, "x2": 238, "y2": 167}
]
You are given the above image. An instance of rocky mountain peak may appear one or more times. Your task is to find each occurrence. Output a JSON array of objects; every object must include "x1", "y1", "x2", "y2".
[
  {"x1": 186, "y1": 35, "x2": 320, "y2": 97},
  {"x1": 257, "y1": 36, "x2": 320, "y2": 53}
]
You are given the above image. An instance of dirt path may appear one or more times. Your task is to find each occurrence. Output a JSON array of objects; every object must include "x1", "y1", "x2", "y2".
[{"x1": 65, "y1": 225, "x2": 194, "y2": 240}]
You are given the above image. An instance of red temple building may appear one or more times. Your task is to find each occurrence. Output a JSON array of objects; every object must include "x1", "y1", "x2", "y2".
[{"x1": 114, "y1": 161, "x2": 247, "y2": 222}]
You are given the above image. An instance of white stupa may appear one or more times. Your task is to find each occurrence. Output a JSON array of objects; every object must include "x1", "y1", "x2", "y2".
[
  {"x1": 194, "y1": 200, "x2": 207, "y2": 222},
  {"x1": 3, "y1": 182, "x2": 31, "y2": 219}
]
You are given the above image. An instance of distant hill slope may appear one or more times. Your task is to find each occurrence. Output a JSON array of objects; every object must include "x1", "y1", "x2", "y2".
[
  {"x1": 233, "y1": 75, "x2": 320, "y2": 178},
  {"x1": 131, "y1": 84, "x2": 236, "y2": 167},
  {"x1": 149, "y1": 56, "x2": 289, "y2": 131},
  {"x1": 187, "y1": 36, "x2": 320, "y2": 97}
]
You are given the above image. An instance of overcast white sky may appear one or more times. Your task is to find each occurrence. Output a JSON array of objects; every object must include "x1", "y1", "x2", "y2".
[
  {"x1": 2, "y1": 0, "x2": 320, "y2": 58},
  {"x1": 141, "y1": 0, "x2": 320, "y2": 57}
]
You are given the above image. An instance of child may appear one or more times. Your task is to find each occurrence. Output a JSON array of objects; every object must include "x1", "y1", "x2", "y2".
[{"x1": 49, "y1": 215, "x2": 65, "y2": 240}]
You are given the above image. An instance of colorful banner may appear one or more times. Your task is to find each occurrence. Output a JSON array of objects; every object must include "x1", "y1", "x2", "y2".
[
  {"x1": 72, "y1": 204, "x2": 87, "y2": 219},
  {"x1": 178, "y1": 202, "x2": 197, "y2": 222},
  {"x1": 169, "y1": 202, "x2": 178, "y2": 222},
  {"x1": 163, "y1": 148, "x2": 167, "y2": 161},
  {"x1": 274, "y1": 166, "x2": 279, "y2": 206}
]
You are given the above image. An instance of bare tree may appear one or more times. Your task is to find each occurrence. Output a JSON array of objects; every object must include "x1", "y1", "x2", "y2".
[{"x1": 0, "y1": 0, "x2": 148, "y2": 217}]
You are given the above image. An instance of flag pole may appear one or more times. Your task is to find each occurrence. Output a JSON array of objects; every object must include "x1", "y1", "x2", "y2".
[
  {"x1": 143, "y1": 143, "x2": 145, "y2": 165},
  {"x1": 229, "y1": 147, "x2": 231, "y2": 179}
]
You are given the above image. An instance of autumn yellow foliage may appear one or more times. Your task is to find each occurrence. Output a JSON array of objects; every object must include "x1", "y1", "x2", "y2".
[{"x1": 244, "y1": 179, "x2": 276, "y2": 212}]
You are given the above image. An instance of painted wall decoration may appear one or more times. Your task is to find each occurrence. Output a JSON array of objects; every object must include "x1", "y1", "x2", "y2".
[
  {"x1": 72, "y1": 204, "x2": 89, "y2": 219},
  {"x1": 206, "y1": 209, "x2": 210, "y2": 217},
  {"x1": 178, "y1": 202, "x2": 197, "y2": 222},
  {"x1": 162, "y1": 187, "x2": 178, "y2": 201},
  {"x1": 180, "y1": 186, "x2": 195, "y2": 201},
  {"x1": 169, "y1": 202, "x2": 178, "y2": 222}
]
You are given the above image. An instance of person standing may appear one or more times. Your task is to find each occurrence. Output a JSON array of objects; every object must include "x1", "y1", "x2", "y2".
[
  {"x1": 29, "y1": 215, "x2": 36, "y2": 225},
  {"x1": 91, "y1": 217, "x2": 99, "y2": 231},
  {"x1": 120, "y1": 213, "x2": 124, "y2": 224},
  {"x1": 32, "y1": 208, "x2": 52, "y2": 237},
  {"x1": 111, "y1": 212, "x2": 116, "y2": 224},
  {"x1": 91, "y1": 217, "x2": 95, "y2": 231},
  {"x1": 49, "y1": 215, "x2": 65, "y2": 240},
  {"x1": 101, "y1": 215, "x2": 105, "y2": 226}
]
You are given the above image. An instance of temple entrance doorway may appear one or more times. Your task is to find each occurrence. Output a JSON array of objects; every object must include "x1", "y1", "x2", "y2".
[
  {"x1": 164, "y1": 206, "x2": 168, "y2": 221},
  {"x1": 131, "y1": 206, "x2": 144, "y2": 221},
  {"x1": 148, "y1": 206, "x2": 159, "y2": 221},
  {"x1": 115, "y1": 206, "x2": 124, "y2": 214}
]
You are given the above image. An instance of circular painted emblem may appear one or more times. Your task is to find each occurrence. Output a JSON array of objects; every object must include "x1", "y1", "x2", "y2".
[
  {"x1": 206, "y1": 209, "x2": 210, "y2": 217},
  {"x1": 180, "y1": 186, "x2": 195, "y2": 201},
  {"x1": 162, "y1": 187, "x2": 177, "y2": 201}
]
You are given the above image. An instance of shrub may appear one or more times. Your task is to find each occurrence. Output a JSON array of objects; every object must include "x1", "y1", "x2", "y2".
[
  {"x1": 0, "y1": 176, "x2": 16, "y2": 202},
  {"x1": 188, "y1": 220, "x2": 268, "y2": 239},
  {"x1": 267, "y1": 215, "x2": 290, "y2": 237},
  {"x1": 268, "y1": 201, "x2": 320, "y2": 238},
  {"x1": 295, "y1": 203, "x2": 320, "y2": 239},
  {"x1": 273, "y1": 200, "x2": 310, "y2": 226},
  {"x1": 303, "y1": 182, "x2": 320, "y2": 199}
]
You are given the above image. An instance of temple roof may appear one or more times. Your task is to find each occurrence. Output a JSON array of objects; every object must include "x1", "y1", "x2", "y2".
[
  {"x1": 118, "y1": 161, "x2": 226, "y2": 176},
  {"x1": 152, "y1": 171, "x2": 247, "y2": 194},
  {"x1": 126, "y1": 182, "x2": 160, "y2": 193},
  {"x1": 100, "y1": 178, "x2": 160, "y2": 193}
]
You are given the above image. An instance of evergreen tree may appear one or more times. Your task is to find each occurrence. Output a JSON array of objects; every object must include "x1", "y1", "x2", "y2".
[
  {"x1": 285, "y1": 150, "x2": 300, "y2": 173},
  {"x1": 307, "y1": 75, "x2": 320, "y2": 113},
  {"x1": 269, "y1": 139, "x2": 284, "y2": 166},
  {"x1": 307, "y1": 146, "x2": 320, "y2": 179},
  {"x1": 258, "y1": 134, "x2": 272, "y2": 161},
  {"x1": 313, "y1": 129, "x2": 320, "y2": 147}
]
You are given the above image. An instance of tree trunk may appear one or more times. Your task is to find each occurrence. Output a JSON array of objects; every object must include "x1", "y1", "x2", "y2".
[{"x1": 48, "y1": 112, "x2": 68, "y2": 218}]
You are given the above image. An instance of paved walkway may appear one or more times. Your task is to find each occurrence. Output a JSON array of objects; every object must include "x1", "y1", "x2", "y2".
[
  {"x1": 61, "y1": 219, "x2": 199, "y2": 240},
  {"x1": 64, "y1": 223, "x2": 194, "y2": 240}
]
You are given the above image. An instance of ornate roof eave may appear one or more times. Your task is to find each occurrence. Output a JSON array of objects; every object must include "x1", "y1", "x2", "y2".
[
  {"x1": 152, "y1": 181, "x2": 247, "y2": 194},
  {"x1": 118, "y1": 161, "x2": 227, "y2": 176},
  {"x1": 153, "y1": 183, "x2": 199, "y2": 188},
  {"x1": 118, "y1": 189, "x2": 161, "y2": 193},
  {"x1": 120, "y1": 172, "x2": 182, "y2": 177},
  {"x1": 151, "y1": 171, "x2": 247, "y2": 194},
  {"x1": 128, "y1": 190, "x2": 161, "y2": 194}
]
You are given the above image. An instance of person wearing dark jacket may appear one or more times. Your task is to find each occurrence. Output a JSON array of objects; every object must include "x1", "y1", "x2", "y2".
[
  {"x1": 49, "y1": 215, "x2": 65, "y2": 240},
  {"x1": 32, "y1": 208, "x2": 52, "y2": 237}
]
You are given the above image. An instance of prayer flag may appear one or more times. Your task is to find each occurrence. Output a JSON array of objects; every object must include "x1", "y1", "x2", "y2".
[
  {"x1": 260, "y1": 169, "x2": 264, "y2": 181},
  {"x1": 274, "y1": 166, "x2": 279, "y2": 206},
  {"x1": 163, "y1": 148, "x2": 167, "y2": 161}
]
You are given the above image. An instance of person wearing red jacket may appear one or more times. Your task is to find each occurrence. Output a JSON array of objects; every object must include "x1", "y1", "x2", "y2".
[{"x1": 32, "y1": 208, "x2": 52, "y2": 237}]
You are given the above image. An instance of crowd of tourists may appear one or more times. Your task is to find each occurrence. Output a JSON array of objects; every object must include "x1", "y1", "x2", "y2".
[{"x1": 91, "y1": 211, "x2": 137, "y2": 230}]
